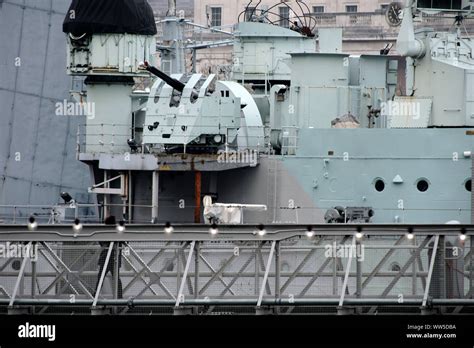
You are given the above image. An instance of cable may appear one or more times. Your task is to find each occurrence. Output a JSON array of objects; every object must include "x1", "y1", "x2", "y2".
[
  {"x1": 250, "y1": 0, "x2": 262, "y2": 22},
  {"x1": 238, "y1": 0, "x2": 252, "y2": 22},
  {"x1": 295, "y1": 0, "x2": 308, "y2": 28}
]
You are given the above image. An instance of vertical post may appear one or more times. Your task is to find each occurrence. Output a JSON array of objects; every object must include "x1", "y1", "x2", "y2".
[
  {"x1": 31, "y1": 250, "x2": 36, "y2": 299},
  {"x1": 9, "y1": 243, "x2": 32, "y2": 307},
  {"x1": 122, "y1": 174, "x2": 128, "y2": 219},
  {"x1": 471, "y1": 236, "x2": 473, "y2": 298},
  {"x1": 339, "y1": 236, "x2": 356, "y2": 308},
  {"x1": 254, "y1": 244, "x2": 259, "y2": 296},
  {"x1": 412, "y1": 236, "x2": 417, "y2": 296},
  {"x1": 275, "y1": 241, "x2": 280, "y2": 301},
  {"x1": 192, "y1": 49, "x2": 197, "y2": 73},
  {"x1": 175, "y1": 241, "x2": 196, "y2": 308},
  {"x1": 128, "y1": 170, "x2": 133, "y2": 223},
  {"x1": 152, "y1": 171, "x2": 159, "y2": 223},
  {"x1": 194, "y1": 171, "x2": 202, "y2": 223},
  {"x1": 113, "y1": 243, "x2": 120, "y2": 300},
  {"x1": 168, "y1": 0, "x2": 176, "y2": 17},
  {"x1": 275, "y1": 241, "x2": 280, "y2": 315},
  {"x1": 103, "y1": 170, "x2": 109, "y2": 219},
  {"x1": 333, "y1": 237, "x2": 338, "y2": 296},
  {"x1": 422, "y1": 235, "x2": 439, "y2": 308},
  {"x1": 31, "y1": 246, "x2": 36, "y2": 314},
  {"x1": 176, "y1": 248, "x2": 181, "y2": 296},
  {"x1": 257, "y1": 241, "x2": 276, "y2": 308},
  {"x1": 194, "y1": 242, "x2": 200, "y2": 300},
  {"x1": 356, "y1": 239, "x2": 362, "y2": 299},
  {"x1": 93, "y1": 242, "x2": 114, "y2": 308},
  {"x1": 112, "y1": 242, "x2": 120, "y2": 314},
  {"x1": 439, "y1": 235, "x2": 446, "y2": 300}
]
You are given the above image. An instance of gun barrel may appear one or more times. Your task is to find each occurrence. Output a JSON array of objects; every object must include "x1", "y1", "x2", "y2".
[{"x1": 144, "y1": 62, "x2": 186, "y2": 92}]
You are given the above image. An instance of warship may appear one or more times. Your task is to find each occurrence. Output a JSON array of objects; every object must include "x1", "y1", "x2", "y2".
[
  {"x1": 63, "y1": 0, "x2": 474, "y2": 227},
  {"x1": 0, "y1": 0, "x2": 473, "y2": 317}
]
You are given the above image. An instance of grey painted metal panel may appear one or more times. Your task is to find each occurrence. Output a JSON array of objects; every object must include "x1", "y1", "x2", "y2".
[{"x1": 0, "y1": 1, "x2": 93, "y2": 214}]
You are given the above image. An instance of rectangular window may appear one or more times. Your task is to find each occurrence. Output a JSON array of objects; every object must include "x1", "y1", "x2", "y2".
[
  {"x1": 279, "y1": 7, "x2": 290, "y2": 28},
  {"x1": 380, "y1": 4, "x2": 389, "y2": 12},
  {"x1": 418, "y1": 0, "x2": 462, "y2": 10},
  {"x1": 313, "y1": 6, "x2": 325, "y2": 13},
  {"x1": 346, "y1": 5, "x2": 358, "y2": 13},
  {"x1": 210, "y1": 7, "x2": 222, "y2": 27},
  {"x1": 245, "y1": 7, "x2": 256, "y2": 21}
]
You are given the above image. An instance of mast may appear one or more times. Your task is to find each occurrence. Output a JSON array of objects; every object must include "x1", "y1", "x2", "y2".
[
  {"x1": 161, "y1": 0, "x2": 185, "y2": 74},
  {"x1": 168, "y1": 0, "x2": 176, "y2": 17}
]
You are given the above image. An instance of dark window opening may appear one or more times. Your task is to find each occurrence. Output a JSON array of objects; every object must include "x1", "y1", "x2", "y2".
[
  {"x1": 417, "y1": 179, "x2": 429, "y2": 192},
  {"x1": 279, "y1": 7, "x2": 290, "y2": 28},
  {"x1": 313, "y1": 6, "x2": 325, "y2": 13},
  {"x1": 245, "y1": 7, "x2": 256, "y2": 21},
  {"x1": 346, "y1": 5, "x2": 358, "y2": 13},
  {"x1": 210, "y1": 7, "x2": 222, "y2": 27},
  {"x1": 466, "y1": 179, "x2": 472, "y2": 192},
  {"x1": 375, "y1": 179, "x2": 385, "y2": 192}
]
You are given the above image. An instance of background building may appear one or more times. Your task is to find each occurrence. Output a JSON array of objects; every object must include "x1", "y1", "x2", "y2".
[
  {"x1": 151, "y1": 1, "x2": 461, "y2": 75},
  {"x1": 149, "y1": 0, "x2": 194, "y2": 18},
  {"x1": 192, "y1": 0, "x2": 399, "y2": 74},
  {"x1": 191, "y1": 0, "x2": 464, "y2": 73}
]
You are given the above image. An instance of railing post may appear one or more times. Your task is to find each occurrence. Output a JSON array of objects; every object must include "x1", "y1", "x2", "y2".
[
  {"x1": 194, "y1": 241, "x2": 200, "y2": 300},
  {"x1": 470, "y1": 236, "x2": 474, "y2": 298},
  {"x1": 338, "y1": 235, "x2": 356, "y2": 315},
  {"x1": 92, "y1": 242, "x2": 114, "y2": 314},
  {"x1": 151, "y1": 171, "x2": 159, "y2": 223},
  {"x1": 113, "y1": 242, "x2": 120, "y2": 302},
  {"x1": 256, "y1": 241, "x2": 276, "y2": 315},
  {"x1": 422, "y1": 235, "x2": 440, "y2": 314},
  {"x1": 275, "y1": 241, "x2": 280, "y2": 305},
  {"x1": 356, "y1": 238, "x2": 362, "y2": 299},
  {"x1": 174, "y1": 241, "x2": 196, "y2": 315},
  {"x1": 9, "y1": 243, "x2": 32, "y2": 314}
]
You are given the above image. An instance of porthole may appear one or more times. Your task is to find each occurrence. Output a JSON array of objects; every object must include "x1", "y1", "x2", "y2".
[
  {"x1": 416, "y1": 179, "x2": 429, "y2": 192},
  {"x1": 374, "y1": 179, "x2": 385, "y2": 192},
  {"x1": 465, "y1": 179, "x2": 472, "y2": 192},
  {"x1": 11, "y1": 259, "x2": 21, "y2": 271}
]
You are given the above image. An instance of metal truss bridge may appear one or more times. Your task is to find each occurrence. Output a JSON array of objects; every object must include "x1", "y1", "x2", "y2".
[{"x1": 0, "y1": 224, "x2": 472, "y2": 315}]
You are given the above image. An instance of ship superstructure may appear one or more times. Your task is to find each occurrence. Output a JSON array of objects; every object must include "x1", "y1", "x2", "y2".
[{"x1": 68, "y1": 0, "x2": 474, "y2": 225}]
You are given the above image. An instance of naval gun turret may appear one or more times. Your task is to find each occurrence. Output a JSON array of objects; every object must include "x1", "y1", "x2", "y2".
[
  {"x1": 142, "y1": 62, "x2": 265, "y2": 153},
  {"x1": 144, "y1": 62, "x2": 187, "y2": 94},
  {"x1": 144, "y1": 61, "x2": 199, "y2": 103}
]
